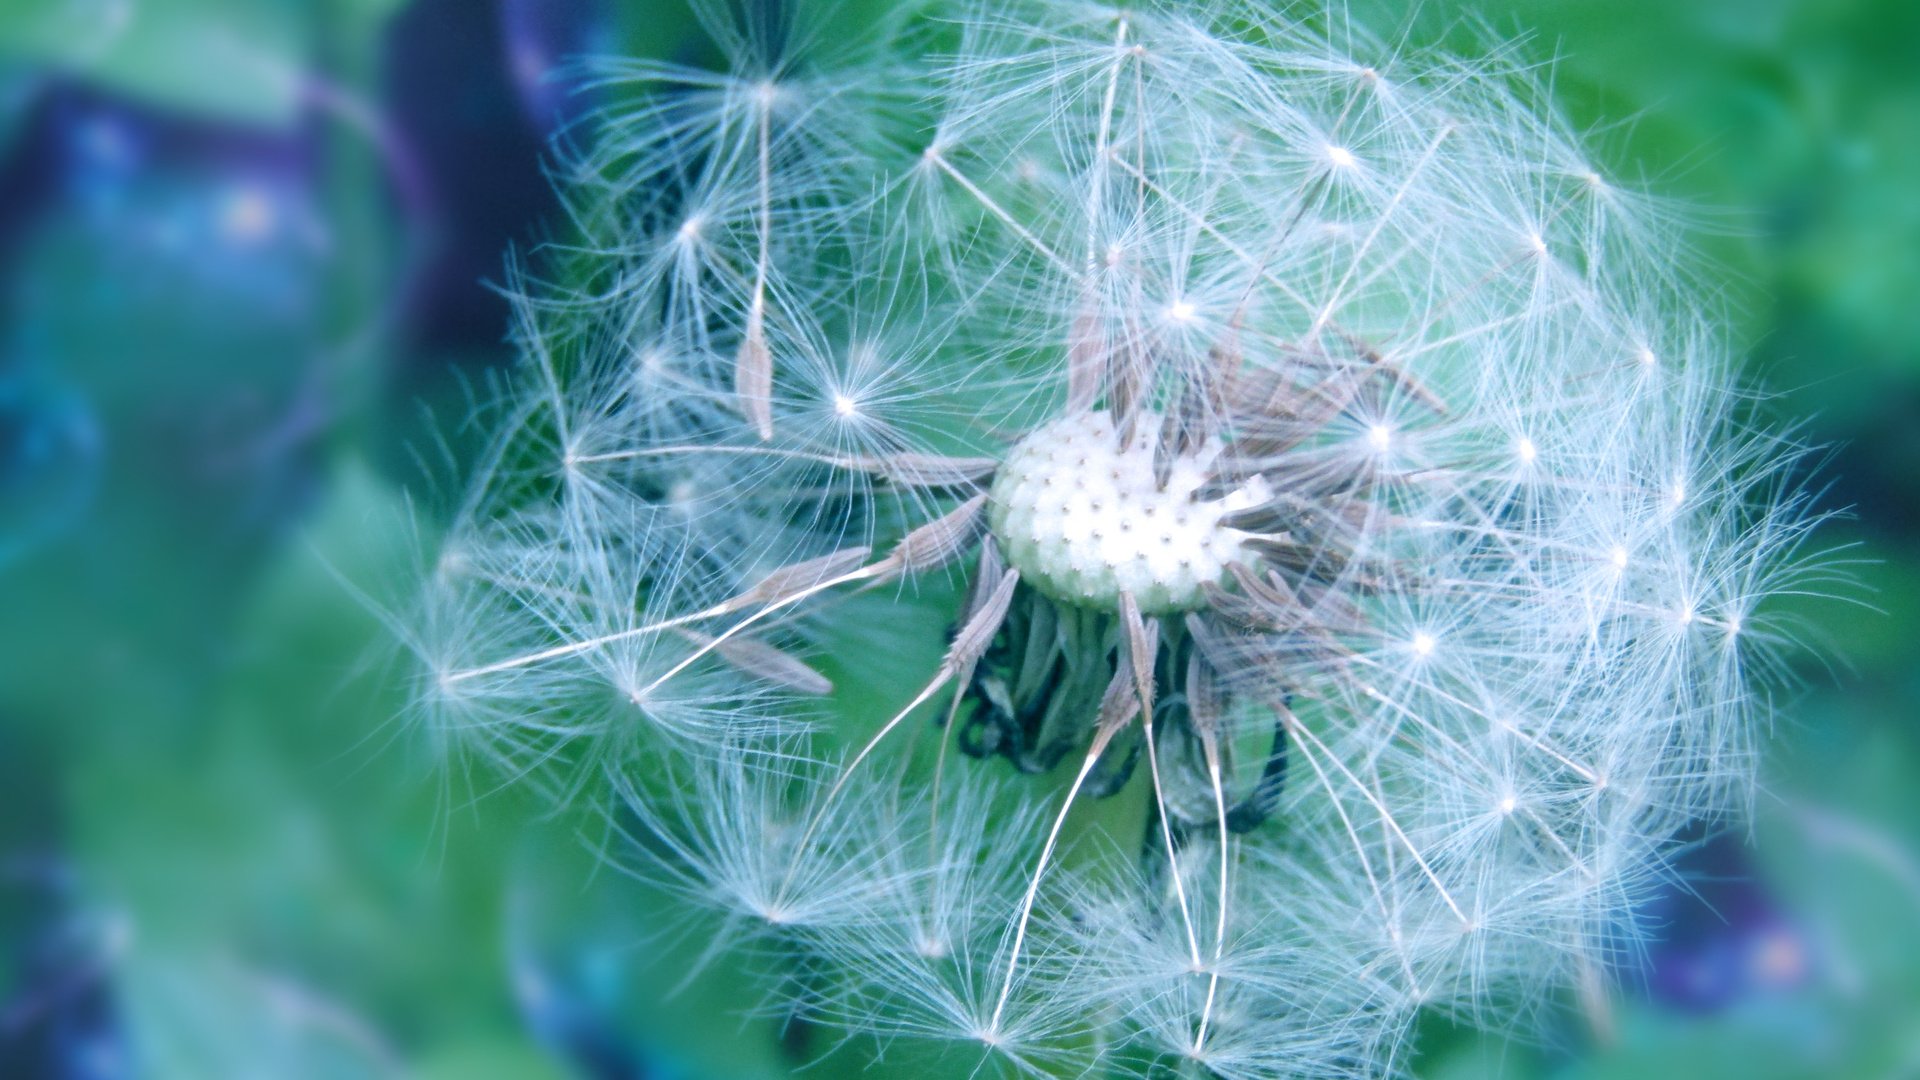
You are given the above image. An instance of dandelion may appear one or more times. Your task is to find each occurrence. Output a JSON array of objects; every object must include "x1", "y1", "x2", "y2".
[{"x1": 399, "y1": 1, "x2": 1828, "y2": 1075}]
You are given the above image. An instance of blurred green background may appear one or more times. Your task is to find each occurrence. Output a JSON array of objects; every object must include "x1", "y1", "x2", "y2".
[{"x1": 0, "y1": 1, "x2": 1912, "y2": 1077}]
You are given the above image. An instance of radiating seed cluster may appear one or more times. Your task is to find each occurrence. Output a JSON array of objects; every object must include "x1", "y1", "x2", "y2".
[{"x1": 394, "y1": 2, "x2": 1828, "y2": 1078}]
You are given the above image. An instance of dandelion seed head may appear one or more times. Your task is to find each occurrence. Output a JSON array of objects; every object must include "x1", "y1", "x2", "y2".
[{"x1": 396, "y1": 0, "x2": 1836, "y2": 1074}]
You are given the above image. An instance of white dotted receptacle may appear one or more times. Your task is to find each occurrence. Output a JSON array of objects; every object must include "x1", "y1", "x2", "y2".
[{"x1": 988, "y1": 410, "x2": 1257, "y2": 614}]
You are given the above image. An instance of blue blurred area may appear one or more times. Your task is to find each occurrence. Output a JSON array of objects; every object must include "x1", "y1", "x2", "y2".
[
  {"x1": 0, "y1": 2, "x2": 1913, "y2": 1078},
  {"x1": 0, "y1": 372, "x2": 100, "y2": 569}
]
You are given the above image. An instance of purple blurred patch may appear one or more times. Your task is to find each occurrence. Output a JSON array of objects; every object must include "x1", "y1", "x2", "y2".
[
  {"x1": 499, "y1": 0, "x2": 616, "y2": 135},
  {"x1": 384, "y1": 0, "x2": 558, "y2": 361},
  {"x1": 1635, "y1": 829, "x2": 1815, "y2": 1013},
  {"x1": 30, "y1": 91, "x2": 330, "y2": 318}
]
